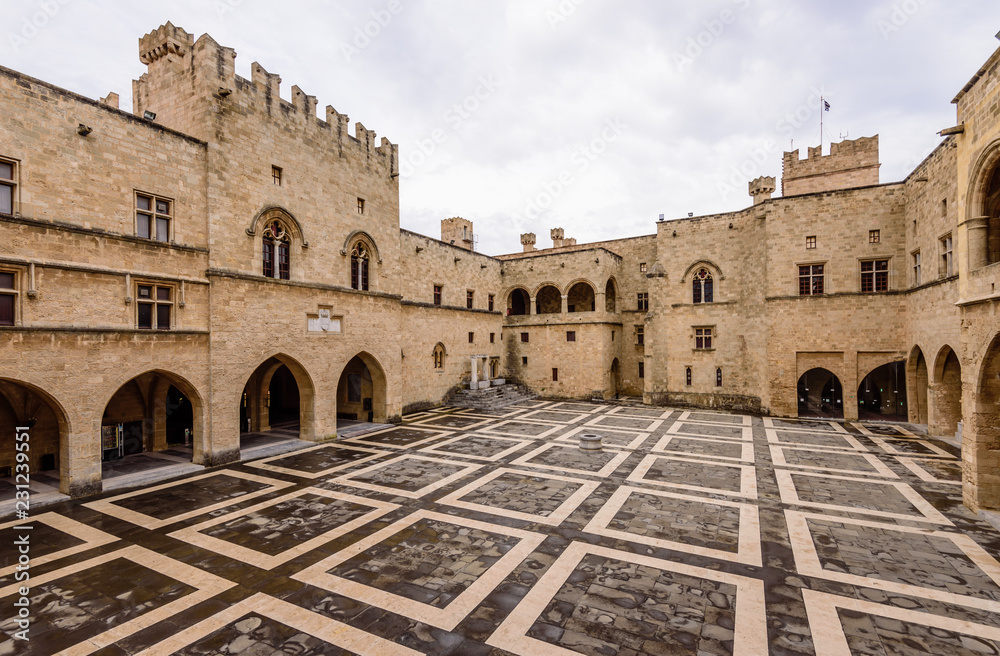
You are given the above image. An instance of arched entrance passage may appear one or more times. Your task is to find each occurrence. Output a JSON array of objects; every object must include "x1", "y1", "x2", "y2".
[
  {"x1": 100, "y1": 370, "x2": 203, "y2": 475},
  {"x1": 0, "y1": 378, "x2": 69, "y2": 496},
  {"x1": 507, "y1": 288, "x2": 529, "y2": 316},
  {"x1": 858, "y1": 361, "x2": 907, "y2": 422},
  {"x1": 907, "y1": 347, "x2": 929, "y2": 425},
  {"x1": 536, "y1": 285, "x2": 561, "y2": 314},
  {"x1": 567, "y1": 282, "x2": 596, "y2": 313},
  {"x1": 930, "y1": 346, "x2": 962, "y2": 438},
  {"x1": 968, "y1": 333, "x2": 1000, "y2": 511},
  {"x1": 240, "y1": 355, "x2": 314, "y2": 446},
  {"x1": 605, "y1": 279, "x2": 617, "y2": 313},
  {"x1": 609, "y1": 359, "x2": 621, "y2": 399},
  {"x1": 336, "y1": 353, "x2": 388, "y2": 427},
  {"x1": 797, "y1": 368, "x2": 844, "y2": 419}
]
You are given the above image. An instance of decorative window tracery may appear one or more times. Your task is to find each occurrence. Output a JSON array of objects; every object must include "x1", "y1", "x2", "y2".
[
  {"x1": 692, "y1": 268, "x2": 714, "y2": 304},
  {"x1": 262, "y1": 220, "x2": 290, "y2": 280},
  {"x1": 351, "y1": 242, "x2": 370, "y2": 291}
]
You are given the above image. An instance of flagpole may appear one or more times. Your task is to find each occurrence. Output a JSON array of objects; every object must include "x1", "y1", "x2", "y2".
[{"x1": 820, "y1": 95, "x2": 824, "y2": 152}]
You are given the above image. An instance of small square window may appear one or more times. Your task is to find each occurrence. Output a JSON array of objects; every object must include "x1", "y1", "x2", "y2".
[
  {"x1": 433, "y1": 285, "x2": 442, "y2": 306},
  {"x1": 806, "y1": 236, "x2": 817, "y2": 249},
  {"x1": 567, "y1": 331, "x2": 576, "y2": 342},
  {"x1": 869, "y1": 230, "x2": 880, "y2": 244},
  {"x1": 552, "y1": 368, "x2": 559, "y2": 382},
  {"x1": 520, "y1": 332, "x2": 529, "y2": 343},
  {"x1": 522, "y1": 356, "x2": 528, "y2": 365},
  {"x1": 272, "y1": 166, "x2": 282, "y2": 185},
  {"x1": 468, "y1": 332, "x2": 475, "y2": 343},
  {"x1": 357, "y1": 198, "x2": 365, "y2": 214},
  {"x1": 639, "y1": 262, "x2": 647, "y2": 272}
]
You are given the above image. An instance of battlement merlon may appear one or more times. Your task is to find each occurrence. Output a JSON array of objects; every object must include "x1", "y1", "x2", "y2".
[
  {"x1": 781, "y1": 135, "x2": 880, "y2": 196},
  {"x1": 132, "y1": 23, "x2": 397, "y2": 174}
]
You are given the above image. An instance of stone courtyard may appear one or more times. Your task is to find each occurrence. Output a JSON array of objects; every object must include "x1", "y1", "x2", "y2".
[{"x1": 2, "y1": 401, "x2": 999, "y2": 656}]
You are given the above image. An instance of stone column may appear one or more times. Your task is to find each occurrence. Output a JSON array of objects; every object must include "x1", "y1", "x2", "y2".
[
  {"x1": 470, "y1": 356, "x2": 479, "y2": 389},
  {"x1": 967, "y1": 217, "x2": 990, "y2": 270},
  {"x1": 561, "y1": 295, "x2": 569, "y2": 314},
  {"x1": 530, "y1": 296, "x2": 537, "y2": 315},
  {"x1": 482, "y1": 357, "x2": 490, "y2": 385}
]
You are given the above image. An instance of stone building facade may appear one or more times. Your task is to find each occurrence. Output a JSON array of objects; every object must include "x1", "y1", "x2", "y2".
[{"x1": 0, "y1": 23, "x2": 997, "y2": 514}]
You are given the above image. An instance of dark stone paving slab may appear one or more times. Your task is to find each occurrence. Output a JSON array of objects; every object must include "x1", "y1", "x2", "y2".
[{"x1": 111, "y1": 474, "x2": 271, "y2": 521}]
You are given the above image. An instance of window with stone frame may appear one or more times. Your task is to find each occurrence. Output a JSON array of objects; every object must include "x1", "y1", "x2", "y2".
[
  {"x1": 351, "y1": 242, "x2": 370, "y2": 291},
  {"x1": 912, "y1": 250, "x2": 921, "y2": 286},
  {"x1": 433, "y1": 343, "x2": 445, "y2": 370},
  {"x1": 686, "y1": 367, "x2": 692, "y2": 386},
  {"x1": 940, "y1": 234, "x2": 953, "y2": 277},
  {"x1": 0, "y1": 159, "x2": 16, "y2": 215},
  {"x1": 638, "y1": 361, "x2": 645, "y2": 379},
  {"x1": 860, "y1": 259, "x2": 889, "y2": 293},
  {"x1": 694, "y1": 326, "x2": 713, "y2": 350},
  {"x1": 262, "y1": 220, "x2": 291, "y2": 280},
  {"x1": 869, "y1": 229, "x2": 881, "y2": 244},
  {"x1": 433, "y1": 285, "x2": 442, "y2": 305},
  {"x1": 467, "y1": 290, "x2": 474, "y2": 309},
  {"x1": 799, "y1": 264, "x2": 824, "y2": 296},
  {"x1": 488, "y1": 294, "x2": 495, "y2": 312},
  {"x1": 635, "y1": 325, "x2": 644, "y2": 346},
  {"x1": 567, "y1": 331, "x2": 576, "y2": 342},
  {"x1": 692, "y1": 268, "x2": 714, "y2": 304},
  {"x1": 637, "y1": 293, "x2": 649, "y2": 311},
  {"x1": 716, "y1": 368, "x2": 723, "y2": 387},
  {"x1": 0, "y1": 271, "x2": 17, "y2": 326},
  {"x1": 806, "y1": 235, "x2": 817, "y2": 249},
  {"x1": 136, "y1": 283, "x2": 174, "y2": 330},
  {"x1": 136, "y1": 192, "x2": 172, "y2": 243}
]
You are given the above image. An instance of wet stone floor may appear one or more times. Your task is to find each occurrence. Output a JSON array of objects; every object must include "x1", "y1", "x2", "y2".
[{"x1": 3, "y1": 403, "x2": 1000, "y2": 655}]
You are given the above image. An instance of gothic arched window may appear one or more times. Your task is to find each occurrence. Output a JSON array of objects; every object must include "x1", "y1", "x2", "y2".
[
  {"x1": 432, "y1": 343, "x2": 446, "y2": 370},
  {"x1": 351, "y1": 242, "x2": 370, "y2": 291},
  {"x1": 692, "y1": 268, "x2": 714, "y2": 304},
  {"x1": 263, "y1": 220, "x2": 290, "y2": 280}
]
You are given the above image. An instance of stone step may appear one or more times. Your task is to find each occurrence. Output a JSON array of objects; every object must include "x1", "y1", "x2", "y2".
[{"x1": 447, "y1": 383, "x2": 536, "y2": 410}]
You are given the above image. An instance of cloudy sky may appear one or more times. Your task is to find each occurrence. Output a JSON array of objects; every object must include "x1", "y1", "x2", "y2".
[{"x1": 5, "y1": 0, "x2": 1000, "y2": 254}]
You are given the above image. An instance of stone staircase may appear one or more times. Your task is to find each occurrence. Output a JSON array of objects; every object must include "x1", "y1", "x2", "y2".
[{"x1": 447, "y1": 383, "x2": 537, "y2": 411}]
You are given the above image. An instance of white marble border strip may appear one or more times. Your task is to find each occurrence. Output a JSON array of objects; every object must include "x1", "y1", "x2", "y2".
[
  {"x1": 897, "y1": 456, "x2": 963, "y2": 485},
  {"x1": 652, "y1": 434, "x2": 755, "y2": 463},
  {"x1": 168, "y1": 488, "x2": 399, "y2": 570},
  {"x1": 584, "y1": 486, "x2": 762, "y2": 567},
  {"x1": 341, "y1": 425, "x2": 453, "y2": 450},
  {"x1": 332, "y1": 454, "x2": 483, "y2": 499},
  {"x1": 518, "y1": 409, "x2": 593, "y2": 424},
  {"x1": 763, "y1": 417, "x2": 849, "y2": 433},
  {"x1": 480, "y1": 419, "x2": 567, "y2": 439},
  {"x1": 769, "y1": 445, "x2": 897, "y2": 478},
  {"x1": 867, "y1": 435, "x2": 956, "y2": 459},
  {"x1": 132, "y1": 592, "x2": 423, "y2": 656},
  {"x1": 584, "y1": 414, "x2": 664, "y2": 433},
  {"x1": 0, "y1": 512, "x2": 119, "y2": 577},
  {"x1": 510, "y1": 443, "x2": 632, "y2": 478},
  {"x1": 851, "y1": 422, "x2": 917, "y2": 437},
  {"x1": 765, "y1": 428, "x2": 868, "y2": 452},
  {"x1": 437, "y1": 468, "x2": 600, "y2": 526},
  {"x1": 787, "y1": 511, "x2": 1000, "y2": 612},
  {"x1": 545, "y1": 402, "x2": 606, "y2": 414},
  {"x1": 774, "y1": 469, "x2": 952, "y2": 525},
  {"x1": 606, "y1": 407, "x2": 675, "y2": 420},
  {"x1": 293, "y1": 509, "x2": 546, "y2": 631},
  {"x1": 803, "y1": 588, "x2": 1000, "y2": 656},
  {"x1": 0, "y1": 545, "x2": 233, "y2": 656},
  {"x1": 83, "y1": 470, "x2": 294, "y2": 530},
  {"x1": 677, "y1": 410, "x2": 753, "y2": 426},
  {"x1": 627, "y1": 454, "x2": 758, "y2": 500},
  {"x1": 409, "y1": 414, "x2": 497, "y2": 431},
  {"x1": 668, "y1": 421, "x2": 754, "y2": 441},
  {"x1": 418, "y1": 434, "x2": 533, "y2": 463},
  {"x1": 556, "y1": 425, "x2": 651, "y2": 451},
  {"x1": 487, "y1": 541, "x2": 768, "y2": 655},
  {"x1": 246, "y1": 443, "x2": 390, "y2": 479}
]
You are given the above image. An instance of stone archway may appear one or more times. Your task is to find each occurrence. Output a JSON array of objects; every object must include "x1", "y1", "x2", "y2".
[
  {"x1": 0, "y1": 378, "x2": 71, "y2": 495},
  {"x1": 907, "y1": 347, "x2": 929, "y2": 425},
  {"x1": 965, "y1": 333, "x2": 1000, "y2": 512},
  {"x1": 337, "y1": 352, "x2": 388, "y2": 425},
  {"x1": 240, "y1": 354, "x2": 315, "y2": 446},
  {"x1": 857, "y1": 361, "x2": 907, "y2": 422},
  {"x1": 797, "y1": 368, "x2": 844, "y2": 419},
  {"x1": 930, "y1": 346, "x2": 962, "y2": 438}
]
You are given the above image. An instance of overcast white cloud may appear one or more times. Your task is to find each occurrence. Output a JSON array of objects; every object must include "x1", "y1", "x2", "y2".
[{"x1": 4, "y1": 0, "x2": 999, "y2": 254}]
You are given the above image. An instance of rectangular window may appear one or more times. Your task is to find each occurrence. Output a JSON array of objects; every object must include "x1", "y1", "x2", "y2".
[
  {"x1": 0, "y1": 271, "x2": 16, "y2": 326},
  {"x1": 567, "y1": 331, "x2": 576, "y2": 342},
  {"x1": 639, "y1": 262, "x2": 647, "y2": 272},
  {"x1": 490, "y1": 333, "x2": 495, "y2": 344},
  {"x1": 638, "y1": 362, "x2": 645, "y2": 379},
  {"x1": 520, "y1": 332, "x2": 529, "y2": 343},
  {"x1": 637, "y1": 293, "x2": 649, "y2": 311},
  {"x1": 488, "y1": 294, "x2": 495, "y2": 312},
  {"x1": 611, "y1": 331, "x2": 615, "y2": 342},
  {"x1": 861, "y1": 259, "x2": 889, "y2": 293},
  {"x1": 469, "y1": 332, "x2": 475, "y2": 344},
  {"x1": 467, "y1": 290, "x2": 474, "y2": 309},
  {"x1": 912, "y1": 251, "x2": 921, "y2": 286},
  {"x1": 522, "y1": 356, "x2": 528, "y2": 365},
  {"x1": 0, "y1": 160, "x2": 15, "y2": 215},
  {"x1": 941, "y1": 235, "x2": 953, "y2": 277},
  {"x1": 799, "y1": 264, "x2": 824, "y2": 296},
  {"x1": 806, "y1": 235, "x2": 817, "y2": 249},
  {"x1": 357, "y1": 198, "x2": 365, "y2": 214},
  {"x1": 277, "y1": 242, "x2": 290, "y2": 280},
  {"x1": 433, "y1": 285, "x2": 442, "y2": 305},
  {"x1": 552, "y1": 368, "x2": 559, "y2": 382},
  {"x1": 636, "y1": 326, "x2": 644, "y2": 346},
  {"x1": 869, "y1": 229, "x2": 880, "y2": 244},
  {"x1": 137, "y1": 283, "x2": 173, "y2": 330},
  {"x1": 716, "y1": 368, "x2": 723, "y2": 387},
  {"x1": 695, "y1": 327, "x2": 713, "y2": 350},
  {"x1": 272, "y1": 165, "x2": 282, "y2": 185},
  {"x1": 136, "y1": 193, "x2": 171, "y2": 243},
  {"x1": 686, "y1": 367, "x2": 692, "y2": 386}
]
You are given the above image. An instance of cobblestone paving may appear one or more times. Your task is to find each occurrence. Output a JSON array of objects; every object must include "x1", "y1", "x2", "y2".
[{"x1": 2, "y1": 402, "x2": 1000, "y2": 655}]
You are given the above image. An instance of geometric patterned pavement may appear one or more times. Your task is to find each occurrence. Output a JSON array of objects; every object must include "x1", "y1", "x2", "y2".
[{"x1": 2, "y1": 401, "x2": 1000, "y2": 655}]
